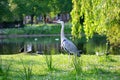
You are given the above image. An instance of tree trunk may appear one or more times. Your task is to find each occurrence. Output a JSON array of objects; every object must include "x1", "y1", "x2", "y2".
[
  {"x1": 19, "y1": 16, "x2": 24, "y2": 27},
  {"x1": 31, "y1": 14, "x2": 34, "y2": 25},
  {"x1": 43, "y1": 14, "x2": 46, "y2": 24}
]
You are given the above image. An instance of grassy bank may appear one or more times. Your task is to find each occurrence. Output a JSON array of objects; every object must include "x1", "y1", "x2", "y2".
[
  {"x1": 0, "y1": 53, "x2": 120, "y2": 80},
  {"x1": 0, "y1": 23, "x2": 71, "y2": 35}
]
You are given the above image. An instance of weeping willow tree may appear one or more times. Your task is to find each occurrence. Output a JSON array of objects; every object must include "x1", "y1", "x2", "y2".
[{"x1": 71, "y1": 0, "x2": 120, "y2": 46}]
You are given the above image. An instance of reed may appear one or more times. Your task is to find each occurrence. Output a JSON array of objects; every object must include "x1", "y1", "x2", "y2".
[
  {"x1": 44, "y1": 49, "x2": 55, "y2": 71},
  {"x1": 72, "y1": 56, "x2": 82, "y2": 75},
  {"x1": 19, "y1": 59, "x2": 33, "y2": 80}
]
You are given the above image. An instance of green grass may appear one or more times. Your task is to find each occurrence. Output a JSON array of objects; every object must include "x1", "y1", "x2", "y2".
[
  {"x1": 0, "y1": 56, "x2": 12, "y2": 80},
  {"x1": 0, "y1": 23, "x2": 71, "y2": 35},
  {"x1": 0, "y1": 54, "x2": 120, "y2": 80},
  {"x1": 19, "y1": 59, "x2": 33, "y2": 80}
]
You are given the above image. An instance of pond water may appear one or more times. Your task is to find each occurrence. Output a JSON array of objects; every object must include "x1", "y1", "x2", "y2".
[
  {"x1": 0, "y1": 36, "x2": 62, "y2": 54},
  {"x1": 0, "y1": 36, "x2": 119, "y2": 55}
]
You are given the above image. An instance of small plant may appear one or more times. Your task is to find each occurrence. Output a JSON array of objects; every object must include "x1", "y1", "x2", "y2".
[
  {"x1": 72, "y1": 56, "x2": 82, "y2": 75},
  {"x1": 44, "y1": 48, "x2": 55, "y2": 71},
  {"x1": 45, "y1": 55, "x2": 52, "y2": 71},
  {"x1": 19, "y1": 59, "x2": 33, "y2": 80}
]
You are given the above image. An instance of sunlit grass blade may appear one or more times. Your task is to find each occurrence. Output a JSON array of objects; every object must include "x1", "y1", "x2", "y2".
[
  {"x1": 19, "y1": 59, "x2": 33, "y2": 80},
  {"x1": 0, "y1": 57, "x2": 12, "y2": 80},
  {"x1": 0, "y1": 56, "x2": 3, "y2": 75},
  {"x1": 45, "y1": 55, "x2": 52, "y2": 71},
  {"x1": 72, "y1": 56, "x2": 82, "y2": 75},
  {"x1": 2, "y1": 63, "x2": 12, "y2": 80},
  {"x1": 44, "y1": 48, "x2": 55, "y2": 71}
]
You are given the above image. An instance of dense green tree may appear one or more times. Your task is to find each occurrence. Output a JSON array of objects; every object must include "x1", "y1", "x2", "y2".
[
  {"x1": 0, "y1": 0, "x2": 13, "y2": 22},
  {"x1": 48, "y1": 0, "x2": 72, "y2": 16},
  {"x1": 0, "y1": 0, "x2": 50, "y2": 25},
  {"x1": 0, "y1": 0, "x2": 72, "y2": 23},
  {"x1": 71, "y1": 0, "x2": 120, "y2": 46}
]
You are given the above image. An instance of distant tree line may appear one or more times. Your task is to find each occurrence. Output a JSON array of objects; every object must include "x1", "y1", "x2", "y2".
[{"x1": 0, "y1": 0, "x2": 72, "y2": 28}]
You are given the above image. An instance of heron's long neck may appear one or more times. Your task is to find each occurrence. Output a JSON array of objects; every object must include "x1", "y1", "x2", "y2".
[{"x1": 61, "y1": 23, "x2": 65, "y2": 40}]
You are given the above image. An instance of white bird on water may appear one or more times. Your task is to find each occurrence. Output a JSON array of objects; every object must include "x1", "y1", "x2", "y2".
[{"x1": 53, "y1": 20, "x2": 81, "y2": 57}]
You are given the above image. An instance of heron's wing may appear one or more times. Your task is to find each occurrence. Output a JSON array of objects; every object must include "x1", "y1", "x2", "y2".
[{"x1": 62, "y1": 38, "x2": 78, "y2": 54}]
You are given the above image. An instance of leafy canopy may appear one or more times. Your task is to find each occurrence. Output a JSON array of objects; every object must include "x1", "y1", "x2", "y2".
[{"x1": 71, "y1": 0, "x2": 120, "y2": 46}]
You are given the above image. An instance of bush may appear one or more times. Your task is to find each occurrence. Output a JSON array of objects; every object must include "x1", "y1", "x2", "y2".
[{"x1": 0, "y1": 23, "x2": 71, "y2": 35}]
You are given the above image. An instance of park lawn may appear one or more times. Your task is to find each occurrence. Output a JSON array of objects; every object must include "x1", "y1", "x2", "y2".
[{"x1": 0, "y1": 53, "x2": 120, "y2": 80}]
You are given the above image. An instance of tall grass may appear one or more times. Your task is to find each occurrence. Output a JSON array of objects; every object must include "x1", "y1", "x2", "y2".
[
  {"x1": 72, "y1": 57, "x2": 82, "y2": 74},
  {"x1": 0, "y1": 56, "x2": 3, "y2": 75},
  {"x1": 19, "y1": 59, "x2": 33, "y2": 80},
  {"x1": 45, "y1": 54, "x2": 53, "y2": 71},
  {"x1": 0, "y1": 57, "x2": 12, "y2": 80},
  {"x1": 0, "y1": 54, "x2": 120, "y2": 80},
  {"x1": 2, "y1": 64, "x2": 12, "y2": 80},
  {"x1": 43, "y1": 49, "x2": 56, "y2": 80},
  {"x1": 44, "y1": 49, "x2": 55, "y2": 71},
  {"x1": 72, "y1": 56, "x2": 82, "y2": 80}
]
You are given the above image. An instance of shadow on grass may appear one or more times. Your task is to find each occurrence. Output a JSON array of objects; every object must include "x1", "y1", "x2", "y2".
[
  {"x1": 32, "y1": 68, "x2": 120, "y2": 80},
  {"x1": 106, "y1": 55, "x2": 117, "y2": 62},
  {"x1": 90, "y1": 68, "x2": 120, "y2": 79}
]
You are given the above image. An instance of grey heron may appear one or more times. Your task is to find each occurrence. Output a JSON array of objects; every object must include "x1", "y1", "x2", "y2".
[{"x1": 53, "y1": 20, "x2": 81, "y2": 57}]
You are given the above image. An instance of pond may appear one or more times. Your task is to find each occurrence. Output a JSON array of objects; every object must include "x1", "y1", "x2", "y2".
[
  {"x1": 0, "y1": 35, "x2": 119, "y2": 55},
  {"x1": 0, "y1": 36, "x2": 62, "y2": 55}
]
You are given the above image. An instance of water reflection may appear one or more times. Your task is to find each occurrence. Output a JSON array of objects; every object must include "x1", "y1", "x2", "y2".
[
  {"x1": 0, "y1": 36, "x2": 61, "y2": 54},
  {"x1": 0, "y1": 36, "x2": 119, "y2": 55}
]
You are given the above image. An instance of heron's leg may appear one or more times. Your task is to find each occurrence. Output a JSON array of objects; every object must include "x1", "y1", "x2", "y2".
[{"x1": 77, "y1": 53, "x2": 81, "y2": 57}]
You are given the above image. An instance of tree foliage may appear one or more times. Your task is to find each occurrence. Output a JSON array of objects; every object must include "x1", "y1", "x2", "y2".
[
  {"x1": 0, "y1": 0, "x2": 72, "y2": 22},
  {"x1": 0, "y1": 0, "x2": 13, "y2": 22},
  {"x1": 9, "y1": 0, "x2": 50, "y2": 20},
  {"x1": 71, "y1": 0, "x2": 120, "y2": 46},
  {"x1": 48, "y1": 0, "x2": 72, "y2": 17}
]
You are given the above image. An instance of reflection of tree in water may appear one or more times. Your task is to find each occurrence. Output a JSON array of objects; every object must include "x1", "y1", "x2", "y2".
[
  {"x1": 0, "y1": 42, "x2": 22, "y2": 54},
  {"x1": 26, "y1": 43, "x2": 32, "y2": 53},
  {"x1": 19, "y1": 42, "x2": 61, "y2": 54},
  {"x1": 33, "y1": 43, "x2": 61, "y2": 54},
  {"x1": 20, "y1": 42, "x2": 33, "y2": 53}
]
